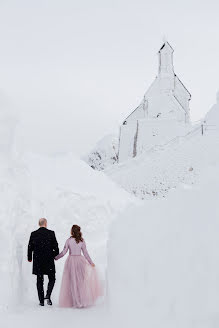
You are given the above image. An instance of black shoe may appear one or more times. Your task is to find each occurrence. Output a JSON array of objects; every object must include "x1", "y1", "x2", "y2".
[
  {"x1": 47, "y1": 299, "x2": 52, "y2": 306},
  {"x1": 39, "y1": 301, "x2": 44, "y2": 306}
]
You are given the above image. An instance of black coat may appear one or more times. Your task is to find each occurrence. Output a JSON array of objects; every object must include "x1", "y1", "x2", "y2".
[{"x1": 28, "y1": 227, "x2": 59, "y2": 275}]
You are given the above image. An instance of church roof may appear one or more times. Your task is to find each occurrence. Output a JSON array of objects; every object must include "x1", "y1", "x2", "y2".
[
  {"x1": 158, "y1": 41, "x2": 174, "y2": 53},
  {"x1": 123, "y1": 42, "x2": 191, "y2": 123},
  {"x1": 175, "y1": 74, "x2": 192, "y2": 99}
]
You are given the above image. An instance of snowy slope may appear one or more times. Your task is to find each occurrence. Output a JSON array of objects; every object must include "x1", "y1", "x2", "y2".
[
  {"x1": 106, "y1": 126, "x2": 219, "y2": 199},
  {"x1": 108, "y1": 164, "x2": 219, "y2": 328}
]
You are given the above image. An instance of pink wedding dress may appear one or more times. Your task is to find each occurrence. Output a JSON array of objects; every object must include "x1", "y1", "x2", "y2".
[{"x1": 55, "y1": 237, "x2": 102, "y2": 308}]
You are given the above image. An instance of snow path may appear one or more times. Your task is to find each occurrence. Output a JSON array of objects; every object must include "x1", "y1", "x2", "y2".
[{"x1": 2, "y1": 304, "x2": 112, "y2": 328}]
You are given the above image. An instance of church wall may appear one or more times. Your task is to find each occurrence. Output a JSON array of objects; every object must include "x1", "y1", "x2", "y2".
[
  {"x1": 118, "y1": 42, "x2": 191, "y2": 163},
  {"x1": 147, "y1": 92, "x2": 182, "y2": 120},
  {"x1": 136, "y1": 119, "x2": 190, "y2": 156},
  {"x1": 158, "y1": 74, "x2": 175, "y2": 92},
  {"x1": 118, "y1": 122, "x2": 138, "y2": 162},
  {"x1": 125, "y1": 104, "x2": 145, "y2": 124},
  {"x1": 174, "y1": 76, "x2": 190, "y2": 116},
  {"x1": 205, "y1": 95, "x2": 219, "y2": 125}
]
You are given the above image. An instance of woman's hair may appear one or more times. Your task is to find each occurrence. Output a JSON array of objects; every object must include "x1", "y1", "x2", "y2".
[{"x1": 71, "y1": 225, "x2": 83, "y2": 244}]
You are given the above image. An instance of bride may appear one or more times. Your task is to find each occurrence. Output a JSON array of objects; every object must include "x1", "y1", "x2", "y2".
[{"x1": 55, "y1": 225, "x2": 102, "y2": 308}]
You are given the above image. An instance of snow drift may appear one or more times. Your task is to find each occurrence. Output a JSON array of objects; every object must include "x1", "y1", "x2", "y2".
[
  {"x1": 83, "y1": 134, "x2": 119, "y2": 171},
  {"x1": 108, "y1": 164, "x2": 219, "y2": 328}
]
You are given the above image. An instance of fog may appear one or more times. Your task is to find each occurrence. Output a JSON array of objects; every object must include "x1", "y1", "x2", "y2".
[{"x1": 0, "y1": 0, "x2": 218, "y2": 155}]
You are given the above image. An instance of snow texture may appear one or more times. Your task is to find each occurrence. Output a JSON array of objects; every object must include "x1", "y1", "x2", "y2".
[
  {"x1": 108, "y1": 164, "x2": 219, "y2": 328},
  {"x1": 83, "y1": 134, "x2": 119, "y2": 170}
]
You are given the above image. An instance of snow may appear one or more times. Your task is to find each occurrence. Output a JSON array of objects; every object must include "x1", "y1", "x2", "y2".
[
  {"x1": 1, "y1": 77, "x2": 219, "y2": 327},
  {"x1": 2, "y1": 305, "x2": 112, "y2": 328},
  {"x1": 0, "y1": 92, "x2": 136, "y2": 326},
  {"x1": 2, "y1": 118, "x2": 219, "y2": 327},
  {"x1": 83, "y1": 134, "x2": 119, "y2": 171},
  {"x1": 107, "y1": 124, "x2": 219, "y2": 199},
  {"x1": 119, "y1": 119, "x2": 191, "y2": 162},
  {"x1": 107, "y1": 164, "x2": 219, "y2": 327},
  {"x1": 0, "y1": 152, "x2": 134, "y2": 321},
  {"x1": 106, "y1": 103, "x2": 219, "y2": 327}
]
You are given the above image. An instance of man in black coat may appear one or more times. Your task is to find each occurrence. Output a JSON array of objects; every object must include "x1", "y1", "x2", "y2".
[{"x1": 28, "y1": 218, "x2": 59, "y2": 306}]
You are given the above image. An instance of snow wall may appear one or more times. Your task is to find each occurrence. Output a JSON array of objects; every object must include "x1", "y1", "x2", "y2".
[{"x1": 107, "y1": 164, "x2": 219, "y2": 328}]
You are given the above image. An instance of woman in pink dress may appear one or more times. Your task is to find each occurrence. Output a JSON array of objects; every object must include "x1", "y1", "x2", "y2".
[{"x1": 55, "y1": 225, "x2": 102, "y2": 308}]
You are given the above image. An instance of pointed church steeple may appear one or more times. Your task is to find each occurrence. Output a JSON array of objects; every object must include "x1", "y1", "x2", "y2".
[
  {"x1": 118, "y1": 41, "x2": 191, "y2": 162},
  {"x1": 158, "y1": 42, "x2": 174, "y2": 75}
]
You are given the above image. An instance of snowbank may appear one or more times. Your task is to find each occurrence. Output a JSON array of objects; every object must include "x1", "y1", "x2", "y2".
[
  {"x1": 107, "y1": 164, "x2": 219, "y2": 327},
  {"x1": 83, "y1": 134, "x2": 119, "y2": 170}
]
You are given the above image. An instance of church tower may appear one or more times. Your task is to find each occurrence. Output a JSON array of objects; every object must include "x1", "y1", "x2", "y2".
[
  {"x1": 158, "y1": 42, "x2": 174, "y2": 75},
  {"x1": 118, "y1": 41, "x2": 191, "y2": 163},
  {"x1": 158, "y1": 42, "x2": 175, "y2": 92}
]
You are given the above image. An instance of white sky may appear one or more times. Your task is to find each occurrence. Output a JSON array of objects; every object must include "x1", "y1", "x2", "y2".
[{"x1": 0, "y1": 0, "x2": 219, "y2": 156}]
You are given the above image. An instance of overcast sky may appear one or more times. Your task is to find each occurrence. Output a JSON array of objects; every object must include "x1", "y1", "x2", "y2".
[{"x1": 0, "y1": 0, "x2": 219, "y2": 156}]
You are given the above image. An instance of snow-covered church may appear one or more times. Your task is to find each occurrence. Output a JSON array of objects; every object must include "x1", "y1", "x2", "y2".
[{"x1": 118, "y1": 42, "x2": 191, "y2": 162}]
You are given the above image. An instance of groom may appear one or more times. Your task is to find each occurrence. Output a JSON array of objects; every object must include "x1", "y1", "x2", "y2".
[{"x1": 28, "y1": 218, "x2": 59, "y2": 306}]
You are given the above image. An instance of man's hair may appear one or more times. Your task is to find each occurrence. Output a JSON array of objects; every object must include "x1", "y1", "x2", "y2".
[{"x1": 39, "y1": 218, "x2": 47, "y2": 227}]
